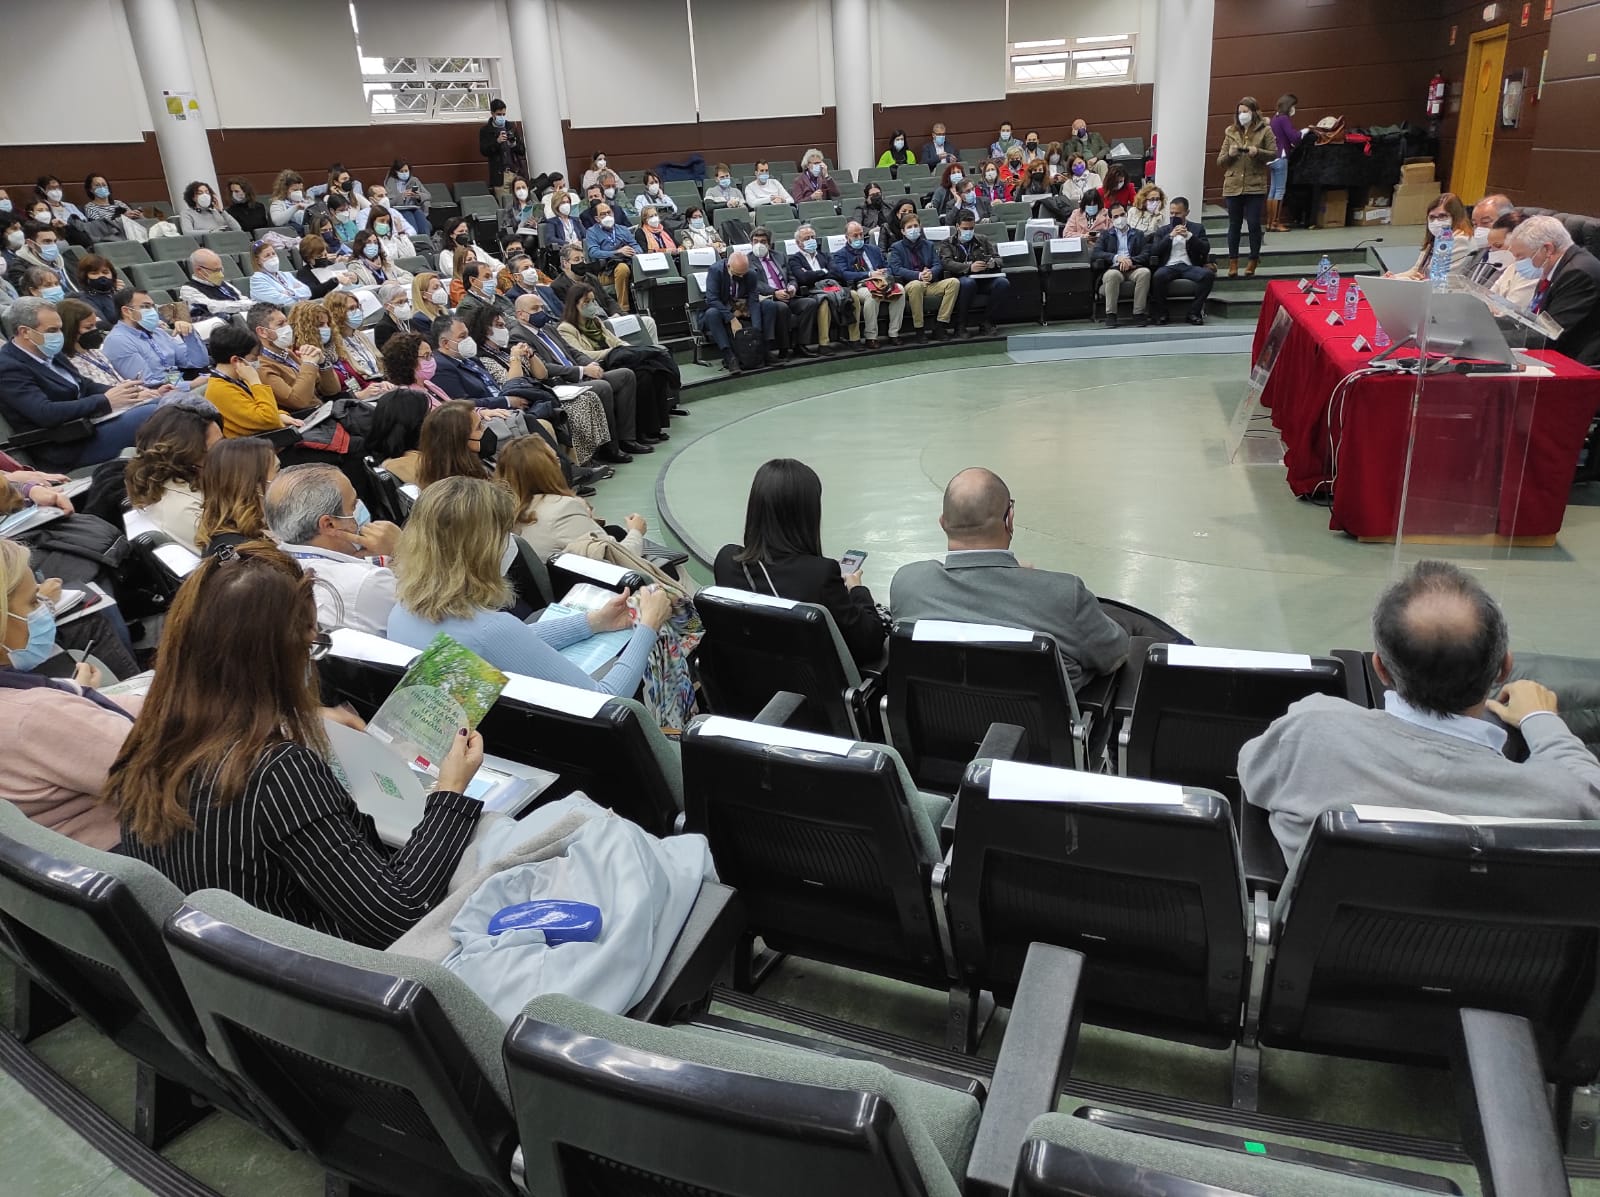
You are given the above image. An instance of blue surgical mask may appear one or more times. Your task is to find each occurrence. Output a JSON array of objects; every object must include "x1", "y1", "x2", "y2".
[
  {"x1": 934, "y1": 135, "x2": 946, "y2": 146},
  {"x1": 398, "y1": 170, "x2": 411, "y2": 182},
  {"x1": 757, "y1": 171, "x2": 770, "y2": 183},
  {"x1": 336, "y1": 219, "x2": 357, "y2": 240},
  {"x1": 352, "y1": 500, "x2": 371, "y2": 527},
  {"x1": 717, "y1": 177, "x2": 730, "y2": 188},
  {"x1": 690, "y1": 217, "x2": 705, "y2": 230},
  {"x1": 810, "y1": 163, "x2": 823, "y2": 177},
  {"x1": 39, "y1": 243, "x2": 60, "y2": 261},
  {"x1": 363, "y1": 243, "x2": 380, "y2": 259},
  {"x1": 93, "y1": 186, "x2": 110, "y2": 199},
  {"x1": 848, "y1": 236, "x2": 864, "y2": 250},
  {"x1": 6, "y1": 602, "x2": 58, "y2": 672},
  {"x1": 41, "y1": 285, "x2": 64, "y2": 304},
  {"x1": 0, "y1": 199, "x2": 11, "y2": 213},
  {"x1": 318, "y1": 326, "x2": 332, "y2": 344},
  {"x1": 1515, "y1": 256, "x2": 1542, "y2": 280},
  {"x1": 138, "y1": 307, "x2": 162, "y2": 331},
  {"x1": 960, "y1": 228, "x2": 975, "y2": 242},
  {"x1": 802, "y1": 237, "x2": 818, "y2": 254},
  {"x1": 905, "y1": 226, "x2": 923, "y2": 242},
  {"x1": 494, "y1": 115, "x2": 507, "y2": 127},
  {"x1": 949, "y1": 172, "x2": 963, "y2": 186}
]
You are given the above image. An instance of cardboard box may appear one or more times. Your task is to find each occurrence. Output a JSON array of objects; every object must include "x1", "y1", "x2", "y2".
[
  {"x1": 1353, "y1": 206, "x2": 1392, "y2": 226},
  {"x1": 1315, "y1": 188, "x2": 1349, "y2": 229},
  {"x1": 1401, "y1": 160, "x2": 1437, "y2": 184},
  {"x1": 1391, "y1": 180, "x2": 1441, "y2": 227}
]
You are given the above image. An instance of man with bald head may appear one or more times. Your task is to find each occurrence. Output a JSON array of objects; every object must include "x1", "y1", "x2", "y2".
[
  {"x1": 701, "y1": 249, "x2": 772, "y2": 373},
  {"x1": 1241, "y1": 560, "x2": 1600, "y2": 860},
  {"x1": 889, "y1": 466, "x2": 1131, "y2": 690},
  {"x1": 1461, "y1": 194, "x2": 1515, "y2": 287},
  {"x1": 178, "y1": 248, "x2": 253, "y2": 329}
]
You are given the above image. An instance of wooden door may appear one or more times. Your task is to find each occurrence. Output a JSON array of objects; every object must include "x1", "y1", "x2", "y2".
[{"x1": 1451, "y1": 26, "x2": 1509, "y2": 203}]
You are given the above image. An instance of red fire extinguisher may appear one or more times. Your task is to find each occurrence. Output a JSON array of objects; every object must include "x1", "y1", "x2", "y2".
[{"x1": 1426, "y1": 72, "x2": 1446, "y2": 117}]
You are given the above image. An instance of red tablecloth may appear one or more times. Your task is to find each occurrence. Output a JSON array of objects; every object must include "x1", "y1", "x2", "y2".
[{"x1": 1251, "y1": 280, "x2": 1600, "y2": 539}]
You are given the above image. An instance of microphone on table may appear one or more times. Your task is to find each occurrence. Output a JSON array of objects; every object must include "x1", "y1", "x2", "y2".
[{"x1": 1352, "y1": 238, "x2": 1385, "y2": 252}]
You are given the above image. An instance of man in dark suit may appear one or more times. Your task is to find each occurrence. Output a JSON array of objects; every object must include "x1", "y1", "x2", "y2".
[
  {"x1": 1510, "y1": 214, "x2": 1600, "y2": 366},
  {"x1": 1148, "y1": 196, "x2": 1214, "y2": 327},
  {"x1": 749, "y1": 225, "x2": 820, "y2": 358},
  {"x1": 1091, "y1": 203, "x2": 1151, "y2": 328},
  {"x1": 702, "y1": 251, "x2": 774, "y2": 373},
  {"x1": 832, "y1": 228, "x2": 902, "y2": 349},
  {"x1": 0, "y1": 297, "x2": 157, "y2": 470},
  {"x1": 787, "y1": 230, "x2": 857, "y2": 352},
  {"x1": 938, "y1": 210, "x2": 1012, "y2": 337},
  {"x1": 888, "y1": 466, "x2": 1131, "y2": 692},
  {"x1": 920, "y1": 122, "x2": 960, "y2": 173},
  {"x1": 508, "y1": 292, "x2": 647, "y2": 463}
]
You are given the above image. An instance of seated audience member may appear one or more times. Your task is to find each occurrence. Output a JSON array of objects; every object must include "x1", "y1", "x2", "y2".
[
  {"x1": 323, "y1": 292, "x2": 389, "y2": 396},
  {"x1": 1016, "y1": 161, "x2": 1054, "y2": 205},
  {"x1": 0, "y1": 539, "x2": 135, "y2": 851},
  {"x1": 380, "y1": 331, "x2": 452, "y2": 411},
  {"x1": 451, "y1": 256, "x2": 494, "y2": 312},
  {"x1": 383, "y1": 160, "x2": 433, "y2": 235},
  {"x1": 269, "y1": 170, "x2": 310, "y2": 230},
  {"x1": 1066, "y1": 118, "x2": 1109, "y2": 177},
  {"x1": 541, "y1": 191, "x2": 586, "y2": 254},
  {"x1": 437, "y1": 218, "x2": 505, "y2": 281},
  {"x1": 367, "y1": 386, "x2": 430, "y2": 484},
  {"x1": 498, "y1": 434, "x2": 643, "y2": 560},
  {"x1": 372, "y1": 282, "x2": 416, "y2": 350},
  {"x1": 678, "y1": 206, "x2": 723, "y2": 252},
  {"x1": 224, "y1": 178, "x2": 269, "y2": 233},
  {"x1": 704, "y1": 165, "x2": 745, "y2": 209},
  {"x1": 1129, "y1": 182, "x2": 1168, "y2": 236},
  {"x1": 701, "y1": 250, "x2": 768, "y2": 373},
  {"x1": 1241, "y1": 560, "x2": 1600, "y2": 861},
  {"x1": 593, "y1": 173, "x2": 632, "y2": 227},
  {"x1": 251, "y1": 301, "x2": 339, "y2": 412},
  {"x1": 938, "y1": 211, "x2": 1010, "y2": 336},
  {"x1": 636, "y1": 206, "x2": 677, "y2": 255},
  {"x1": 427, "y1": 313, "x2": 524, "y2": 420},
  {"x1": 36, "y1": 176, "x2": 86, "y2": 226},
  {"x1": 998, "y1": 147, "x2": 1028, "y2": 192},
  {"x1": 852, "y1": 184, "x2": 892, "y2": 242},
  {"x1": 58, "y1": 298, "x2": 179, "y2": 405},
  {"x1": 247, "y1": 239, "x2": 312, "y2": 306},
  {"x1": 347, "y1": 228, "x2": 409, "y2": 289},
  {"x1": 832, "y1": 223, "x2": 901, "y2": 350},
  {"x1": 363, "y1": 183, "x2": 413, "y2": 237},
  {"x1": 929, "y1": 163, "x2": 966, "y2": 220},
  {"x1": 633, "y1": 172, "x2": 678, "y2": 218},
  {"x1": 202, "y1": 322, "x2": 300, "y2": 439},
  {"x1": 180, "y1": 249, "x2": 253, "y2": 322},
  {"x1": 1061, "y1": 155, "x2": 1101, "y2": 207},
  {"x1": 1487, "y1": 211, "x2": 1537, "y2": 307},
  {"x1": 179, "y1": 180, "x2": 240, "y2": 235},
  {"x1": 1022, "y1": 132, "x2": 1045, "y2": 163},
  {"x1": 975, "y1": 160, "x2": 1009, "y2": 208},
  {"x1": 502, "y1": 176, "x2": 542, "y2": 241},
  {"x1": 125, "y1": 405, "x2": 223, "y2": 548},
  {"x1": 991, "y1": 122, "x2": 1021, "y2": 161},
  {"x1": 418, "y1": 400, "x2": 490, "y2": 488},
  {"x1": 18, "y1": 265, "x2": 64, "y2": 302},
  {"x1": 950, "y1": 176, "x2": 992, "y2": 223},
  {"x1": 1388, "y1": 192, "x2": 1475, "y2": 282},
  {"x1": 1063, "y1": 192, "x2": 1111, "y2": 238},
  {"x1": 713, "y1": 458, "x2": 885, "y2": 668},
  {"x1": 294, "y1": 235, "x2": 358, "y2": 301},
  {"x1": 744, "y1": 160, "x2": 795, "y2": 209},
  {"x1": 111, "y1": 541, "x2": 483, "y2": 945},
  {"x1": 750, "y1": 226, "x2": 820, "y2": 359},
  {"x1": 551, "y1": 243, "x2": 661, "y2": 343},
  {"x1": 1507, "y1": 213, "x2": 1600, "y2": 365},
  {"x1": 1148, "y1": 196, "x2": 1214, "y2": 327},
  {"x1": 878, "y1": 129, "x2": 917, "y2": 173},
  {"x1": 558, "y1": 283, "x2": 677, "y2": 438},
  {"x1": 882, "y1": 198, "x2": 921, "y2": 254},
  {"x1": 81, "y1": 173, "x2": 142, "y2": 227},
  {"x1": 1092, "y1": 204, "x2": 1152, "y2": 328},
  {"x1": 0, "y1": 298, "x2": 157, "y2": 470},
  {"x1": 579, "y1": 152, "x2": 609, "y2": 193},
  {"x1": 582, "y1": 202, "x2": 637, "y2": 313},
  {"x1": 388, "y1": 476, "x2": 669, "y2": 693},
  {"x1": 509, "y1": 292, "x2": 641, "y2": 463},
  {"x1": 266, "y1": 464, "x2": 399, "y2": 634},
  {"x1": 1463, "y1": 194, "x2": 1515, "y2": 282},
  {"x1": 410, "y1": 272, "x2": 449, "y2": 334},
  {"x1": 921, "y1": 123, "x2": 960, "y2": 171},
  {"x1": 1096, "y1": 165, "x2": 1137, "y2": 213},
  {"x1": 103, "y1": 286, "x2": 208, "y2": 387},
  {"x1": 887, "y1": 213, "x2": 960, "y2": 341},
  {"x1": 793, "y1": 150, "x2": 841, "y2": 203},
  {"x1": 195, "y1": 437, "x2": 277, "y2": 556},
  {"x1": 74, "y1": 255, "x2": 121, "y2": 326},
  {"x1": 787, "y1": 227, "x2": 857, "y2": 353},
  {"x1": 500, "y1": 252, "x2": 542, "y2": 304},
  {"x1": 890, "y1": 467, "x2": 1131, "y2": 689},
  {"x1": 578, "y1": 184, "x2": 606, "y2": 230},
  {"x1": 9, "y1": 220, "x2": 76, "y2": 297}
]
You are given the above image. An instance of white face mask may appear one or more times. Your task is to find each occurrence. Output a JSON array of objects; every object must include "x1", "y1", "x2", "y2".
[
  {"x1": 521, "y1": 267, "x2": 538, "y2": 285},
  {"x1": 647, "y1": 215, "x2": 661, "y2": 228},
  {"x1": 45, "y1": 188, "x2": 63, "y2": 203},
  {"x1": 289, "y1": 188, "x2": 304, "y2": 202},
  {"x1": 271, "y1": 325, "x2": 293, "y2": 348},
  {"x1": 456, "y1": 335, "x2": 477, "y2": 358},
  {"x1": 1146, "y1": 201, "x2": 1160, "y2": 212},
  {"x1": 259, "y1": 255, "x2": 280, "y2": 272},
  {"x1": 1237, "y1": 112, "x2": 1251, "y2": 126},
  {"x1": 196, "y1": 192, "x2": 212, "y2": 209},
  {"x1": 429, "y1": 285, "x2": 448, "y2": 306},
  {"x1": 490, "y1": 326, "x2": 510, "y2": 348},
  {"x1": 392, "y1": 302, "x2": 414, "y2": 321},
  {"x1": 1112, "y1": 215, "x2": 1129, "y2": 230},
  {"x1": 1428, "y1": 218, "x2": 1451, "y2": 237},
  {"x1": 558, "y1": 202, "x2": 571, "y2": 216},
  {"x1": 1488, "y1": 248, "x2": 1516, "y2": 269},
  {"x1": 1472, "y1": 226, "x2": 1492, "y2": 246},
  {"x1": 515, "y1": 188, "x2": 528, "y2": 200}
]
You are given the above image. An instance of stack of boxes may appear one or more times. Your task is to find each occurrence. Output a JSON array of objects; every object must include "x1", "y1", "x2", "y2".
[{"x1": 1389, "y1": 159, "x2": 1440, "y2": 227}]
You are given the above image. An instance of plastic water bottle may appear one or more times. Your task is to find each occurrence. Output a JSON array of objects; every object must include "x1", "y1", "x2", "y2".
[
  {"x1": 1315, "y1": 254, "x2": 1332, "y2": 293},
  {"x1": 1344, "y1": 280, "x2": 1361, "y2": 322},
  {"x1": 1374, "y1": 322, "x2": 1391, "y2": 350},
  {"x1": 1325, "y1": 264, "x2": 1341, "y2": 299},
  {"x1": 1429, "y1": 231, "x2": 1453, "y2": 291}
]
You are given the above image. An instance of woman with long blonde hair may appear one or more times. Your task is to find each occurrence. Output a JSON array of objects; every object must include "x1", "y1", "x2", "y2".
[
  {"x1": 110, "y1": 541, "x2": 485, "y2": 946},
  {"x1": 195, "y1": 438, "x2": 277, "y2": 555},
  {"x1": 496, "y1": 434, "x2": 646, "y2": 560},
  {"x1": 321, "y1": 291, "x2": 389, "y2": 396},
  {"x1": 411, "y1": 271, "x2": 448, "y2": 328},
  {"x1": 388, "y1": 476, "x2": 669, "y2": 692}
]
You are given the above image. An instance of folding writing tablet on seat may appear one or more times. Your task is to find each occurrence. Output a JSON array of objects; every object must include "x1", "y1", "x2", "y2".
[
  {"x1": 546, "y1": 549, "x2": 646, "y2": 599},
  {"x1": 943, "y1": 757, "x2": 1249, "y2": 1053},
  {"x1": 1260, "y1": 808, "x2": 1600, "y2": 1086},
  {"x1": 681, "y1": 713, "x2": 954, "y2": 992},
  {"x1": 1120, "y1": 643, "x2": 1350, "y2": 798},
  {"x1": 162, "y1": 888, "x2": 522, "y2": 1197},
  {"x1": 884, "y1": 619, "x2": 1101, "y2": 791},
  {"x1": 692, "y1": 586, "x2": 878, "y2": 737},
  {"x1": 0, "y1": 804, "x2": 281, "y2": 1149}
]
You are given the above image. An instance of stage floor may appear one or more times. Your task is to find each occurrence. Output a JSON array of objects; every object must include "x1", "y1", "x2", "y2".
[{"x1": 642, "y1": 350, "x2": 1600, "y2": 658}]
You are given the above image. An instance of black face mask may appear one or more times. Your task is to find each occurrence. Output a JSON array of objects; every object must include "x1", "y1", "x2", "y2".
[
  {"x1": 454, "y1": 232, "x2": 473, "y2": 247},
  {"x1": 477, "y1": 426, "x2": 499, "y2": 462},
  {"x1": 79, "y1": 328, "x2": 107, "y2": 351},
  {"x1": 867, "y1": 194, "x2": 882, "y2": 206},
  {"x1": 86, "y1": 276, "x2": 115, "y2": 293}
]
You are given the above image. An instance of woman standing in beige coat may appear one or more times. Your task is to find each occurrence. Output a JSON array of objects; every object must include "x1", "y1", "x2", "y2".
[{"x1": 1217, "y1": 95, "x2": 1277, "y2": 278}]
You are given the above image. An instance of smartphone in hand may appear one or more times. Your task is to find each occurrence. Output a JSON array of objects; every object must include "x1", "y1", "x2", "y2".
[{"x1": 839, "y1": 549, "x2": 868, "y2": 576}]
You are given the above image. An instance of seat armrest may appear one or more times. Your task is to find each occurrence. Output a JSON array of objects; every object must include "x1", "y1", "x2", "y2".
[
  {"x1": 1, "y1": 417, "x2": 95, "y2": 451},
  {"x1": 627, "y1": 880, "x2": 744, "y2": 1025},
  {"x1": 976, "y1": 722, "x2": 1026, "y2": 764},
  {"x1": 964, "y1": 943, "x2": 1085, "y2": 1197},
  {"x1": 1452, "y1": 1008, "x2": 1569, "y2": 1197},
  {"x1": 1331, "y1": 648, "x2": 1373, "y2": 707},
  {"x1": 846, "y1": 669, "x2": 885, "y2": 740},
  {"x1": 752, "y1": 691, "x2": 807, "y2": 728},
  {"x1": 1240, "y1": 800, "x2": 1287, "y2": 898}
]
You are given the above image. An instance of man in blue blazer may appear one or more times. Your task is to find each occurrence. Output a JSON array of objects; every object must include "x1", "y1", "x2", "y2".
[
  {"x1": 0, "y1": 298, "x2": 157, "y2": 470},
  {"x1": 426, "y1": 313, "x2": 516, "y2": 408},
  {"x1": 1148, "y1": 196, "x2": 1214, "y2": 326},
  {"x1": 831, "y1": 225, "x2": 903, "y2": 349},
  {"x1": 1090, "y1": 203, "x2": 1151, "y2": 328},
  {"x1": 886, "y1": 213, "x2": 961, "y2": 340},
  {"x1": 701, "y1": 251, "x2": 774, "y2": 373}
]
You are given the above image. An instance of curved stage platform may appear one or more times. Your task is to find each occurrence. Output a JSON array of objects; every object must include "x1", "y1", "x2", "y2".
[{"x1": 650, "y1": 348, "x2": 1600, "y2": 658}]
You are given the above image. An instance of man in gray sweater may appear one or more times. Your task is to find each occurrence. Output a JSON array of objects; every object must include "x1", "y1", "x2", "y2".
[{"x1": 1241, "y1": 560, "x2": 1600, "y2": 861}]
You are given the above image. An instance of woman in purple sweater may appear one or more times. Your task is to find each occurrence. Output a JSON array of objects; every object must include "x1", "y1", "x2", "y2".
[{"x1": 1268, "y1": 94, "x2": 1303, "y2": 231}]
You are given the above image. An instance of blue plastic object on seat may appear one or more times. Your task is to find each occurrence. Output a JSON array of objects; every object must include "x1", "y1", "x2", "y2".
[{"x1": 487, "y1": 900, "x2": 603, "y2": 944}]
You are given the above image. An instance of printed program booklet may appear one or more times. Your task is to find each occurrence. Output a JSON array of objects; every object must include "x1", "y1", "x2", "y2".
[{"x1": 366, "y1": 634, "x2": 507, "y2": 775}]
